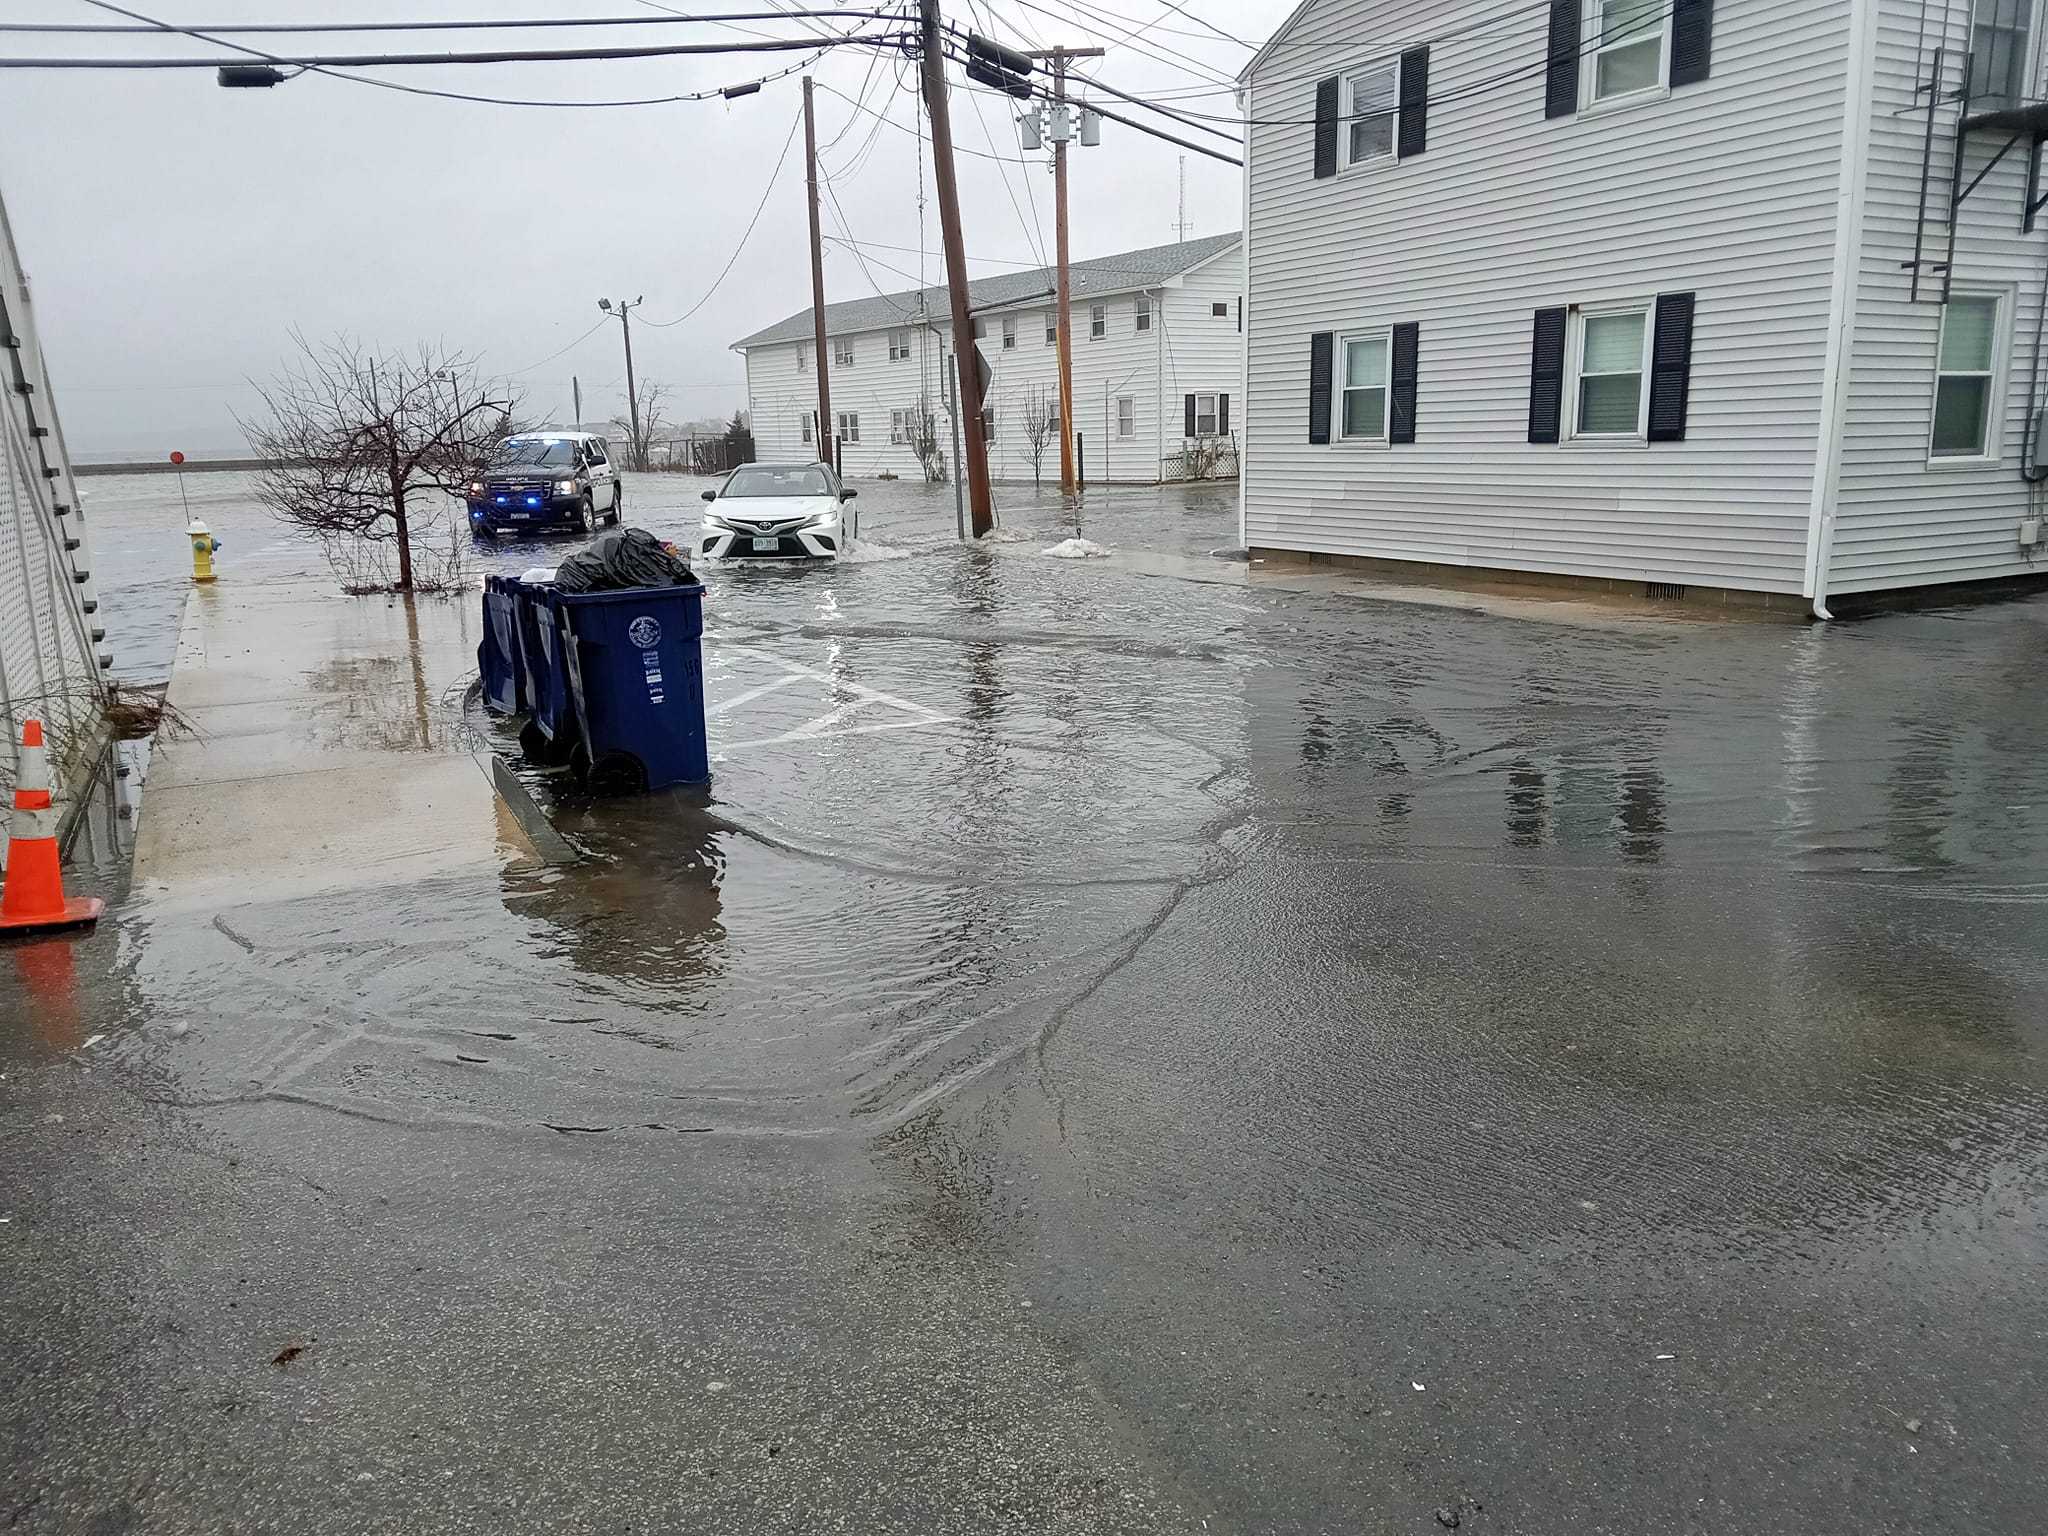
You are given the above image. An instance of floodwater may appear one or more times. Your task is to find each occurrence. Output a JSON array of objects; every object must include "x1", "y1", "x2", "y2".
[{"x1": 6, "y1": 468, "x2": 2047, "y2": 1533}]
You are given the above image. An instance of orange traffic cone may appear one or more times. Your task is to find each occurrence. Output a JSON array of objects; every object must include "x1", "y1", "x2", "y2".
[{"x1": 0, "y1": 719, "x2": 103, "y2": 937}]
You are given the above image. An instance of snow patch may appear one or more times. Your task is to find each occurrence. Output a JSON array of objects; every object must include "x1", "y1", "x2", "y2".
[
  {"x1": 977, "y1": 526, "x2": 1031, "y2": 544},
  {"x1": 1042, "y1": 537, "x2": 1111, "y2": 559}
]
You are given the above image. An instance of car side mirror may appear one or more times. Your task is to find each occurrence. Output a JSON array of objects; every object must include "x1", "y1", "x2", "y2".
[
  {"x1": 701, "y1": 489, "x2": 718, "y2": 502},
  {"x1": 839, "y1": 488, "x2": 858, "y2": 501}
]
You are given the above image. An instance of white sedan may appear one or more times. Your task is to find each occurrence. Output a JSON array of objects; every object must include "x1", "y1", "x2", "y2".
[{"x1": 697, "y1": 461, "x2": 858, "y2": 561}]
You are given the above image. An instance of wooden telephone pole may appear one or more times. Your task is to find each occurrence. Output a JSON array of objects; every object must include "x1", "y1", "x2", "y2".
[
  {"x1": 802, "y1": 76, "x2": 833, "y2": 470},
  {"x1": 921, "y1": 0, "x2": 994, "y2": 536},
  {"x1": 1029, "y1": 46, "x2": 1102, "y2": 497}
]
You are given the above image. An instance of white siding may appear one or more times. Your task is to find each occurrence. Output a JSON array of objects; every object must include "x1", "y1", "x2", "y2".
[
  {"x1": 738, "y1": 245, "x2": 1244, "y2": 486},
  {"x1": 1829, "y1": 0, "x2": 2048, "y2": 594},
  {"x1": 1160, "y1": 248, "x2": 1246, "y2": 467},
  {"x1": 1244, "y1": 0, "x2": 1851, "y2": 594}
]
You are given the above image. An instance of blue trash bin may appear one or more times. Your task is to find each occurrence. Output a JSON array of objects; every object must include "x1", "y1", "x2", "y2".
[
  {"x1": 499, "y1": 581, "x2": 579, "y2": 769},
  {"x1": 555, "y1": 583, "x2": 709, "y2": 793},
  {"x1": 477, "y1": 577, "x2": 523, "y2": 715}
]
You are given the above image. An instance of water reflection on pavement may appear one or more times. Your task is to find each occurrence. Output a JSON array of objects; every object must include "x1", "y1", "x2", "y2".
[{"x1": 6, "y1": 468, "x2": 2046, "y2": 1533}]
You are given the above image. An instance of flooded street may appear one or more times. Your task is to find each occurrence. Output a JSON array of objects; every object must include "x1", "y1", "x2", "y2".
[{"x1": 5, "y1": 470, "x2": 2047, "y2": 1532}]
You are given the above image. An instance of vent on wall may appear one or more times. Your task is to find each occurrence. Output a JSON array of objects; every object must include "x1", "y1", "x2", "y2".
[{"x1": 1645, "y1": 582, "x2": 1688, "y2": 601}]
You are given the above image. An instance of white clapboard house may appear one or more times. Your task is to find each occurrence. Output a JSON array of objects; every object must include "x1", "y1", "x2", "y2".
[
  {"x1": 1240, "y1": 0, "x2": 2048, "y2": 612},
  {"x1": 733, "y1": 234, "x2": 1242, "y2": 484}
]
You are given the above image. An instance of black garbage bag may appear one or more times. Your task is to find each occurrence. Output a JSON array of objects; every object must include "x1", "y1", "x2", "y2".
[{"x1": 553, "y1": 527, "x2": 695, "y2": 593}]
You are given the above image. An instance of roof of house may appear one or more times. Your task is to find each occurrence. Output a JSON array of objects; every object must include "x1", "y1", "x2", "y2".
[{"x1": 730, "y1": 232, "x2": 1240, "y2": 351}]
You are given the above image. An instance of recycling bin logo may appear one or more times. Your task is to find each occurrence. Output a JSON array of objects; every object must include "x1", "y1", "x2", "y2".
[{"x1": 627, "y1": 616, "x2": 662, "y2": 649}]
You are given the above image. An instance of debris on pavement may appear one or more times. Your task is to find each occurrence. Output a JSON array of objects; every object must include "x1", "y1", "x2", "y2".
[
  {"x1": 1042, "y1": 537, "x2": 1110, "y2": 559},
  {"x1": 271, "y1": 1342, "x2": 310, "y2": 1367}
]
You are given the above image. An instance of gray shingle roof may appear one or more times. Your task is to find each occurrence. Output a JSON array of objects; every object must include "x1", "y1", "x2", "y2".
[{"x1": 730, "y1": 232, "x2": 1240, "y2": 351}]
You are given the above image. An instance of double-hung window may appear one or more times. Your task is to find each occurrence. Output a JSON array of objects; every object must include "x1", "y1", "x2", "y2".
[
  {"x1": 797, "y1": 343, "x2": 809, "y2": 373},
  {"x1": 1116, "y1": 396, "x2": 1136, "y2": 437},
  {"x1": 1969, "y1": 0, "x2": 2033, "y2": 110},
  {"x1": 1344, "y1": 60, "x2": 1399, "y2": 166},
  {"x1": 1002, "y1": 316, "x2": 1018, "y2": 349},
  {"x1": 889, "y1": 409, "x2": 909, "y2": 445},
  {"x1": 1135, "y1": 295, "x2": 1153, "y2": 333},
  {"x1": 833, "y1": 338, "x2": 855, "y2": 367},
  {"x1": 1089, "y1": 303, "x2": 1107, "y2": 339},
  {"x1": 1340, "y1": 332, "x2": 1390, "y2": 441},
  {"x1": 1192, "y1": 393, "x2": 1220, "y2": 437},
  {"x1": 1931, "y1": 293, "x2": 2004, "y2": 459},
  {"x1": 1572, "y1": 306, "x2": 1650, "y2": 439},
  {"x1": 888, "y1": 330, "x2": 911, "y2": 362},
  {"x1": 799, "y1": 411, "x2": 814, "y2": 444},
  {"x1": 837, "y1": 411, "x2": 860, "y2": 443},
  {"x1": 1588, "y1": 0, "x2": 1668, "y2": 104},
  {"x1": 1045, "y1": 313, "x2": 1057, "y2": 344}
]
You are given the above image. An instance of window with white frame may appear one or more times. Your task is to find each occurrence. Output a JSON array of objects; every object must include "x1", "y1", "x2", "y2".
[
  {"x1": 800, "y1": 410, "x2": 815, "y2": 444},
  {"x1": 1969, "y1": 0, "x2": 2033, "y2": 109},
  {"x1": 1090, "y1": 303, "x2": 1107, "y2": 338},
  {"x1": 1116, "y1": 396, "x2": 1136, "y2": 437},
  {"x1": 1343, "y1": 59, "x2": 1399, "y2": 166},
  {"x1": 1002, "y1": 316, "x2": 1018, "y2": 349},
  {"x1": 1587, "y1": 0, "x2": 1668, "y2": 104},
  {"x1": 1135, "y1": 294, "x2": 1153, "y2": 333},
  {"x1": 837, "y1": 411, "x2": 860, "y2": 443},
  {"x1": 1340, "y1": 332, "x2": 1390, "y2": 440},
  {"x1": 1045, "y1": 313, "x2": 1057, "y2": 344},
  {"x1": 888, "y1": 329, "x2": 911, "y2": 362},
  {"x1": 797, "y1": 343, "x2": 809, "y2": 372},
  {"x1": 1192, "y1": 393, "x2": 1220, "y2": 437},
  {"x1": 1931, "y1": 292, "x2": 2003, "y2": 458},
  {"x1": 1571, "y1": 306, "x2": 1650, "y2": 438},
  {"x1": 834, "y1": 338, "x2": 855, "y2": 367},
  {"x1": 889, "y1": 408, "x2": 910, "y2": 445},
  {"x1": 1212, "y1": 301, "x2": 1230, "y2": 318}
]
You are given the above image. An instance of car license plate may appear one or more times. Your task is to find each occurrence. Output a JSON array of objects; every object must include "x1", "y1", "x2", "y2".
[
  {"x1": 511, "y1": 511, "x2": 532, "y2": 520},
  {"x1": 751, "y1": 537, "x2": 778, "y2": 552}
]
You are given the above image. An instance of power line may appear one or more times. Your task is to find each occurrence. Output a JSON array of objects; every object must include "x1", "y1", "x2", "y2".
[
  {"x1": 506, "y1": 317, "x2": 612, "y2": 376},
  {"x1": 640, "y1": 102, "x2": 808, "y2": 326},
  {"x1": 2, "y1": 31, "x2": 916, "y2": 68},
  {"x1": 1, "y1": 9, "x2": 902, "y2": 35}
]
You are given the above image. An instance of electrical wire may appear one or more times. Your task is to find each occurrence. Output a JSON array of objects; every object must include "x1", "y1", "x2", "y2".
[
  {"x1": 6, "y1": 9, "x2": 901, "y2": 34},
  {"x1": 506, "y1": 317, "x2": 612, "y2": 376},
  {"x1": 639, "y1": 102, "x2": 808, "y2": 326},
  {"x1": 5, "y1": 31, "x2": 916, "y2": 68}
]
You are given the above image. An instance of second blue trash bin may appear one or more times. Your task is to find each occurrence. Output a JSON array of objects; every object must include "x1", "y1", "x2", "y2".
[{"x1": 556, "y1": 582, "x2": 709, "y2": 792}]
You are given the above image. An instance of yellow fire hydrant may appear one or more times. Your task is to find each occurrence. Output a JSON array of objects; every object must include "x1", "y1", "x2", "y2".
[{"x1": 187, "y1": 519, "x2": 221, "y2": 583}]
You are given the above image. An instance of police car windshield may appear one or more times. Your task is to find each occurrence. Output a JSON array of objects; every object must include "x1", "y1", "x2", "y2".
[
  {"x1": 723, "y1": 465, "x2": 832, "y2": 498},
  {"x1": 490, "y1": 438, "x2": 577, "y2": 468}
]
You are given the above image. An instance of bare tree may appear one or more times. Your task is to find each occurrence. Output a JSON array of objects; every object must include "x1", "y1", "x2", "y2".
[
  {"x1": 1019, "y1": 388, "x2": 1058, "y2": 488},
  {"x1": 908, "y1": 397, "x2": 947, "y2": 484},
  {"x1": 612, "y1": 380, "x2": 670, "y2": 472},
  {"x1": 239, "y1": 334, "x2": 515, "y2": 593}
]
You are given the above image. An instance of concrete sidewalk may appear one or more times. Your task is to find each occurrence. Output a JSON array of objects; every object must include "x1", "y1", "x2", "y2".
[{"x1": 131, "y1": 579, "x2": 539, "y2": 914}]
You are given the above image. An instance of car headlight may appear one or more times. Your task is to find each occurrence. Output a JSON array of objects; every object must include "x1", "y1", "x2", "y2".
[
  {"x1": 554, "y1": 479, "x2": 577, "y2": 495},
  {"x1": 468, "y1": 480, "x2": 484, "y2": 496},
  {"x1": 807, "y1": 509, "x2": 839, "y2": 527}
]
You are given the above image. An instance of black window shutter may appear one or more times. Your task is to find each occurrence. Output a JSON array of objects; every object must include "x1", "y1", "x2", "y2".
[
  {"x1": 1398, "y1": 47, "x2": 1430, "y2": 159},
  {"x1": 1308, "y1": 332, "x2": 1334, "y2": 445},
  {"x1": 1313, "y1": 77, "x2": 1339, "y2": 179},
  {"x1": 1185, "y1": 394, "x2": 1197, "y2": 438},
  {"x1": 1670, "y1": 0, "x2": 1715, "y2": 88},
  {"x1": 1647, "y1": 292, "x2": 1696, "y2": 442},
  {"x1": 1528, "y1": 308, "x2": 1568, "y2": 444},
  {"x1": 1219, "y1": 393, "x2": 1231, "y2": 434},
  {"x1": 1389, "y1": 323, "x2": 1420, "y2": 444},
  {"x1": 1545, "y1": 1, "x2": 1581, "y2": 120}
]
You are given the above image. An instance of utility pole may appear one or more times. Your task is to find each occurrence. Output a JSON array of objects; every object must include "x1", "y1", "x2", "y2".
[
  {"x1": 597, "y1": 295, "x2": 643, "y2": 466},
  {"x1": 802, "y1": 75, "x2": 835, "y2": 471},
  {"x1": 921, "y1": 0, "x2": 994, "y2": 537},
  {"x1": 1025, "y1": 45, "x2": 1103, "y2": 498}
]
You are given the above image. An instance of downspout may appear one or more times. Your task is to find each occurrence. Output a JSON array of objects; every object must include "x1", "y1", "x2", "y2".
[{"x1": 1805, "y1": 0, "x2": 1883, "y2": 620}]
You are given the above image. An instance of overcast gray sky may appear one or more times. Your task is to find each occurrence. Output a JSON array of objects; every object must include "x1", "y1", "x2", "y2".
[{"x1": 1, "y1": 0, "x2": 1275, "y2": 456}]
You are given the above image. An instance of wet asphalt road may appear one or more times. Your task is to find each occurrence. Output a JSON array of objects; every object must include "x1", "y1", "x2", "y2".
[{"x1": 3, "y1": 473, "x2": 2046, "y2": 1532}]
